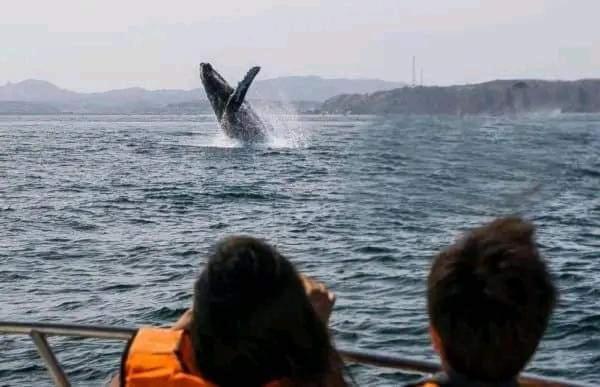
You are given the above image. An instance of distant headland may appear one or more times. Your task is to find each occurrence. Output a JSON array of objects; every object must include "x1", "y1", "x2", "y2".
[{"x1": 320, "y1": 79, "x2": 600, "y2": 115}]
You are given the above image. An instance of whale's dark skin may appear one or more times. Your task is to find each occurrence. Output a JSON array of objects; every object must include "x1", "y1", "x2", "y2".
[{"x1": 199, "y1": 63, "x2": 267, "y2": 142}]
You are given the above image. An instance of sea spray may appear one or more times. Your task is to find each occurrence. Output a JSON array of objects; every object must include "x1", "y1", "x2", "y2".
[{"x1": 253, "y1": 99, "x2": 309, "y2": 148}]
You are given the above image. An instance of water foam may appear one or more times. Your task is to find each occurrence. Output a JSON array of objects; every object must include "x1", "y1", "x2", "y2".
[
  {"x1": 254, "y1": 101, "x2": 309, "y2": 148},
  {"x1": 207, "y1": 130, "x2": 243, "y2": 148},
  {"x1": 184, "y1": 125, "x2": 242, "y2": 148}
]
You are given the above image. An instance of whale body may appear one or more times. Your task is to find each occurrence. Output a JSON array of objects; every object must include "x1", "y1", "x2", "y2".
[{"x1": 199, "y1": 63, "x2": 267, "y2": 142}]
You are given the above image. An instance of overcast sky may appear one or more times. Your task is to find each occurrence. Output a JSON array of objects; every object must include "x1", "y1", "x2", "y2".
[{"x1": 1, "y1": 0, "x2": 598, "y2": 91}]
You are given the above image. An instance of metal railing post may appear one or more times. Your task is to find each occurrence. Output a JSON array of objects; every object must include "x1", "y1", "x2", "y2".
[{"x1": 29, "y1": 330, "x2": 70, "y2": 387}]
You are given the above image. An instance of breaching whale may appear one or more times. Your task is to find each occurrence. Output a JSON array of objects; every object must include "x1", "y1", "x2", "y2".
[{"x1": 199, "y1": 62, "x2": 267, "y2": 142}]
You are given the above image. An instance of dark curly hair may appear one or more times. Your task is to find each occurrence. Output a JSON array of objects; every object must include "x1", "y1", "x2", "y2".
[
  {"x1": 190, "y1": 236, "x2": 346, "y2": 387},
  {"x1": 427, "y1": 217, "x2": 556, "y2": 381}
]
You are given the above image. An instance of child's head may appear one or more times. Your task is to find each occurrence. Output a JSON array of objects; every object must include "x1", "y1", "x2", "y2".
[
  {"x1": 191, "y1": 236, "x2": 336, "y2": 387},
  {"x1": 427, "y1": 217, "x2": 556, "y2": 381}
]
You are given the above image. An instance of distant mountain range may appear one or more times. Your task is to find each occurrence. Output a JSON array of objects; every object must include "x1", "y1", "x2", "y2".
[
  {"x1": 0, "y1": 77, "x2": 405, "y2": 114},
  {"x1": 7, "y1": 77, "x2": 597, "y2": 116}
]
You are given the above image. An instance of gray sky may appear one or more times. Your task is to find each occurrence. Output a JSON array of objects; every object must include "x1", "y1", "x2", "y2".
[{"x1": 1, "y1": 0, "x2": 598, "y2": 91}]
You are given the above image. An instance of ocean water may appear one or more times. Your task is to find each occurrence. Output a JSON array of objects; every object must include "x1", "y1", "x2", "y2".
[{"x1": 1, "y1": 113, "x2": 599, "y2": 386}]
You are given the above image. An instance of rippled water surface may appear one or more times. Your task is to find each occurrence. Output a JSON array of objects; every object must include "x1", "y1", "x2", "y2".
[{"x1": 1, "y1": 114, "x2": 599, "y2": 386}]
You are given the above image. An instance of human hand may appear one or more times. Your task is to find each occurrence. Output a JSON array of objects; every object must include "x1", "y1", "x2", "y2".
[
  {"x1": 301, "y1": 275, "x2": 336, "y2": 324},
  {"x1": 171, "y1": 308, "x2": 193, "y2": 330}
]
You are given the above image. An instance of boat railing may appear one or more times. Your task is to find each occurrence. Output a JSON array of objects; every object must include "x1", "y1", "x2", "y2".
[{"x1": 0, "y1": 321, "x2": 586, "y2": 387}]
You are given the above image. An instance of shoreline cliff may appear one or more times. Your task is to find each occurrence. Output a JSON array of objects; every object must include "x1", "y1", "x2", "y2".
[{"x1": 320, "y1": 79, "x2": 600, "y2": 115}]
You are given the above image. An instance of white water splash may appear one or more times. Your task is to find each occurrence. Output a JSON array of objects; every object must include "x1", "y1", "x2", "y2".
[
  {"x1": 186, "y1": 126, "x2": 242, "y2": 148},
  {"x1": 188, "y1": 100, "x2": 309, "y2": 149},
  {"x1": 524, "y1": 108, "x2": 563, "y2": 119},
  {"x1": 254, "y1": 100, "x2": 309, "y2": 148},
  {"x1": 207, "y1": 130, "x2": 243, "y2": 148}
]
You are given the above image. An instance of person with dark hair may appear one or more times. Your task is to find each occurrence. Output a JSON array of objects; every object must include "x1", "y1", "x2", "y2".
[
  {"x1": 408, "y1": 217, "x2": 557, "y2": 387},
  {"x1": 114, "y1": 236, "x2": 348, "y2": 387}
]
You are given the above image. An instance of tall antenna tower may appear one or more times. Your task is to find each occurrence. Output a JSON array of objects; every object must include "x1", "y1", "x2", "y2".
[
  {"x1": 420, "y1": 68, "x2": 423, "y2": 86},
  {"x1": 412, "y1": 56, "x2": 416, "y2": 87}
]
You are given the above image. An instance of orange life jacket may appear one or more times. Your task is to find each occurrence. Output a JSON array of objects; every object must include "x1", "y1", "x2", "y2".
[
  {"x1": 122, "y1": 327, "x2": 284, "y2": 387},
  {"x1": 406, "y1": 371, "x2": 540, "y2": 387}
]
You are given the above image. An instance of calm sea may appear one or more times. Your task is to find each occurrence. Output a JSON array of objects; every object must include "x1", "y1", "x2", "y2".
[{"x1": 1, "y1": 113, "x2": 599, "y2": 386}]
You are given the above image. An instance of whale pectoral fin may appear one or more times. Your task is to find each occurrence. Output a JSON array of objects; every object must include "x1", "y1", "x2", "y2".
[{"x1": 226, "y1": 66, "x2": 261, "y2": 112}]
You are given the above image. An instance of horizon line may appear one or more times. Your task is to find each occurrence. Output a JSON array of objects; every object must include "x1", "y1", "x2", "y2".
[{"x1": 2, "y1": 76, "x2": 600, "y2": 95}]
